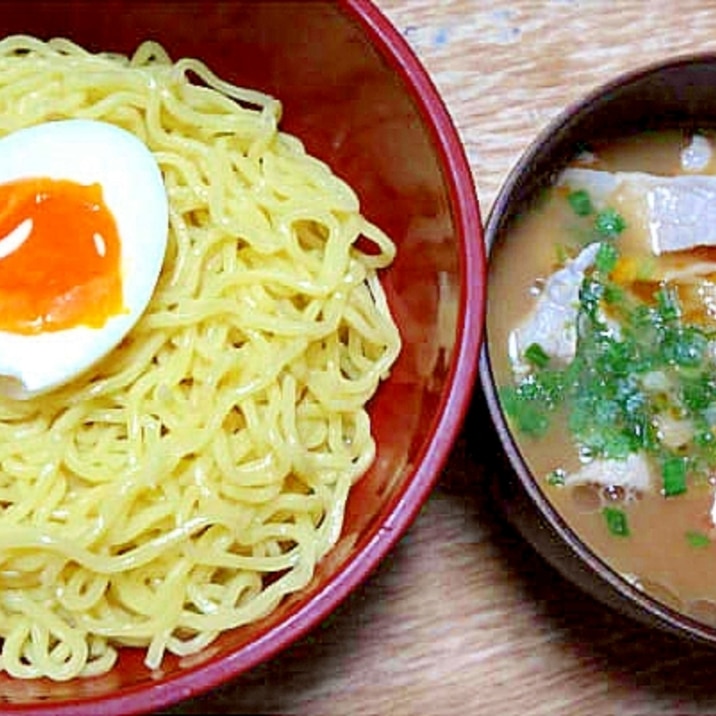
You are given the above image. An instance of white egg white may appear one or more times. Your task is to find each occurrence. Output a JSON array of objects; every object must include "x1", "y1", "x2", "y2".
[{"x1": 0, "y1": 119, "x2": 168, "y2": 399}]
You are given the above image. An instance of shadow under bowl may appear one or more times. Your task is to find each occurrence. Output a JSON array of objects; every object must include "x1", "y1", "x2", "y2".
[{"x1": 479, "y1": 52, "x2": 716, "y2": 648}]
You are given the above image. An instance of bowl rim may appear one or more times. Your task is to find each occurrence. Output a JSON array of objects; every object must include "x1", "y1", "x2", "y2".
[
  {"x1": 480, "y1": 50, "x2": 716, "y2": 647},
  {"x1": 12, "y1": 1, "x2": 485, "y2": 714}
]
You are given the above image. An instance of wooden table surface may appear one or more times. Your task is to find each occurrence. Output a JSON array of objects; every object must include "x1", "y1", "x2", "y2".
[{"x1": 168, "y1": 2, "x2": 716, "y2": 714}]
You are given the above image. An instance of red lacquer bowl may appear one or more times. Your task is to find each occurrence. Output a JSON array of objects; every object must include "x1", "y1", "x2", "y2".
[{"x1": 0, "y1": 2, "x2": 485, "y2": 713}]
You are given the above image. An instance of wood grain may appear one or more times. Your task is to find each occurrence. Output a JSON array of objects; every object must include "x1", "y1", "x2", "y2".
[{"x1": 166, "y1": 2, "x2": 716, "y2": 714}]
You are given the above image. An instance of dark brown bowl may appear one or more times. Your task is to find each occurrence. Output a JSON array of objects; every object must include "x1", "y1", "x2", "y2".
[{"x1": 479, "y1": 53, "x2": 716, "y2": 647}]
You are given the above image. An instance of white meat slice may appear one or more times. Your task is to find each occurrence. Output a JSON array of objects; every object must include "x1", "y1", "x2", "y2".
[
  {"x1": 681, "y1": 134, "x2": 713, "y2": 173},
  {"x1": 508, "y1": 242, "x2": 600, "y2": 374},
  {"x1": 565, "y1": 452, "x2": 652, "y2": 493},
  {"x1": 560, "y1": 167, "x2": 619, "y2": 207},
  {"x1": 560, "y1": 167, "x2": 716, "y2": 254},
  {"x1": 653, "y1": 413, "x2": 694, "y2": 450}
]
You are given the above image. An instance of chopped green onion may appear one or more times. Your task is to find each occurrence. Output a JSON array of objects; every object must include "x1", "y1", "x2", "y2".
[
  {"x1": 499, "y1": 386, "x2": 550, "y2": 437},
  {"x1": 546, "y1": 469, "x2": 566, "y2": 486},
  {"x1": 603, "y1": 507, "x2": 630, "y2": 537},
  {"x1": 602, "y1": 283, "x2": 625, "y2": 305},
  {"x1": 662, "y1": 456, "x2": 687, "y2": 497},
  {"x1": 655, "y1": 285, "x2": 680, "y2": 324},
  {"x1": 595, "y1": 241, "x2": 618, "y2": 275},
  {"x1": 567, "y1": 189, "x2": 593, "y2": 216},
  {"x1": 686, "y1": 530, "x2": 711, "y2": 548},
  {"x1": 694, "y1": 429, "x2": 716, "y2": 448},
  {"x1": 594, "y1": 208, "x2": 626, "y2": 237},
  {"x1": 524, "y1": 342, "x2": 550, "y2": 368},
  {"x1": 660, "y1": 326, "x2": 708, "y2": 368}
]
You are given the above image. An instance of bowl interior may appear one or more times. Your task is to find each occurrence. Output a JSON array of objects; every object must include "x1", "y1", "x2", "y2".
[
  {"x1": 0, "y1": 1, "x2": 484, "y2": 713},
  {"x1": 481, "y1": 53, "x2": 716, "y2": 646}
]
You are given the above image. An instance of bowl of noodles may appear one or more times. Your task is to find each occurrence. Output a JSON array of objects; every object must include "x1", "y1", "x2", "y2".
[{"x1": 0, "y1": 1, "x2": 484, "y2": 713}]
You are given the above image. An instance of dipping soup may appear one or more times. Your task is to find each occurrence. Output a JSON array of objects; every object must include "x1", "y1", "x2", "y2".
[{"x1": 489, "y1": 128, "x2": 716, "y2": 623}]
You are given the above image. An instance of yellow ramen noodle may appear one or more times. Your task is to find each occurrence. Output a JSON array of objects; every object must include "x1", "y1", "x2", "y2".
[{"x1": 0, "y1": 36, "x2": 401, "y2": 680}]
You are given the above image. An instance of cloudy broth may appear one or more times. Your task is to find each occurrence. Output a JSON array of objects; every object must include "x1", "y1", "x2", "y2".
[{"x1": 488, "y1": 129, "x2": 716, "y2": 622}]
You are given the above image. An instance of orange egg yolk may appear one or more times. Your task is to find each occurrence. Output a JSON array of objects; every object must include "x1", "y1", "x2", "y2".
[{"x1": 0, "y1": 177, "x2": 123, "y2": 334}]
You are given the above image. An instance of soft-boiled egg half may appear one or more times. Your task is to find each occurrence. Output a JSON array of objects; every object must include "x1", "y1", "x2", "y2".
[{"x1": 0, "y1": 119, "x2": 168, "y2": 399}]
